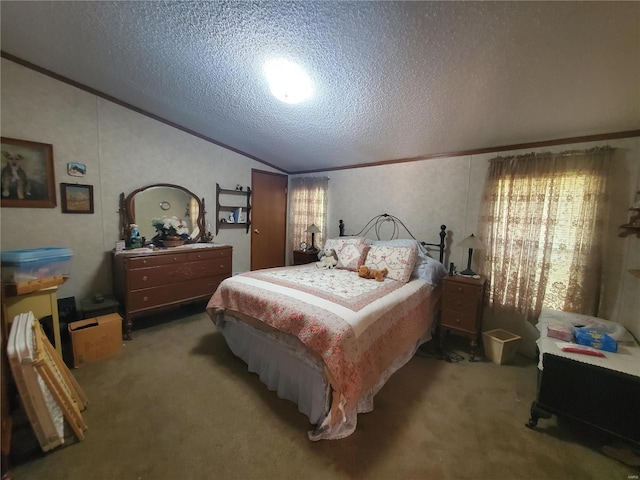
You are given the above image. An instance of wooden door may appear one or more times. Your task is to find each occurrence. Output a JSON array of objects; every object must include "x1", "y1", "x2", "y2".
[{"x1": 251, "y1": 170, "x2": 288, "y2": 270}]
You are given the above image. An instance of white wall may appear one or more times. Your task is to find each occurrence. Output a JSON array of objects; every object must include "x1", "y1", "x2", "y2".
[
  {"x1": 3, "y1": 57, "x2": 638, "y2": 353},
  {"x1": 307, "y1": 138, "x2": 640, "y2": 354},
  {"x1": 1, "y1": 59, "x2": 279, "y2": 303}
]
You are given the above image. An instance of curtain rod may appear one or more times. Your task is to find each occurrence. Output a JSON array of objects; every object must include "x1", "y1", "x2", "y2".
[{"x1": 491, "y1": 146, "x2": 615, "y2": 162}]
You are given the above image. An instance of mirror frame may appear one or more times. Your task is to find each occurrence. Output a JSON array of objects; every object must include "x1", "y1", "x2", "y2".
[{"x1": 119, "y1": 183, "x2": 207, "y2": 243}]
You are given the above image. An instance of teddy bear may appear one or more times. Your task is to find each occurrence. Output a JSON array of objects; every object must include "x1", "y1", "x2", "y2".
[
  {"x1": 316, "y1": 248, "x2": 338, "y2": 269},
  {"x1": 358, "y1": 265, "x2": 388, "y2": 282}
]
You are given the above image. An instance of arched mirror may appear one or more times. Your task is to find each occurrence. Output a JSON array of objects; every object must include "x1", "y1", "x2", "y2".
[{"x1": 120, "y1": 183, "x2": 206, "y2": 243}]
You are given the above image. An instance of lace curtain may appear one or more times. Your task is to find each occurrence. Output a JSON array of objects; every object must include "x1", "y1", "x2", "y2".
[
  {"x1": 478, "y1": 147, "x2": 612, "y2": 323},
  {"x1": 289, "y1": 176, "x2": 329, "y2": 254}
]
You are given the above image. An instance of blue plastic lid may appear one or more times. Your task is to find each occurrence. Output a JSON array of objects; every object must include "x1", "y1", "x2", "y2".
[{"x1": 1, "y1": 248, "x2": 73, "y2": 265}]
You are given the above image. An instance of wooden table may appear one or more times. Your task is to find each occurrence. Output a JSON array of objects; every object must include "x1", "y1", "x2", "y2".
[{"x1": 2, "y1": 286, "x2": 62, "y2": 356}]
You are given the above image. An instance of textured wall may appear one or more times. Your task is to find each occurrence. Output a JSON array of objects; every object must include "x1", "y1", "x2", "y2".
[
  {"x1": 2, "y1": 57, "x2": 638, "y2": 349},
  {"x1": 305, "y1": 137, "x2": 640, "y2": 352},
  {"x1": 0, "y1": 59, "x2": 278, "y2": 302}
]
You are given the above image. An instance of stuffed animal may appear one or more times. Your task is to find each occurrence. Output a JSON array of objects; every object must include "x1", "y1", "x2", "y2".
[
  {"x1": 358, "y1": 265, "x2": 388, "y2": 282},
  {"x1": 316, "y1": 248, "x2": 338, "y2": 269}
]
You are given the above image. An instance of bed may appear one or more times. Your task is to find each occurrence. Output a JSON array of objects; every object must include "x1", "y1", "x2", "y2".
[
  {"x1": 527, "y1": 309, "x2": 640, "y2": 445},
  {"x1": 206, "y1": 215, "x2": 448, "y2": 440}
]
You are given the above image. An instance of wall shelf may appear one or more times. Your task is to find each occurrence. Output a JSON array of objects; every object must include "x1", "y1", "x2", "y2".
[
  {"x1": 216, "y1": 183, "x2": 251, "y2": 235},
  {"x1": 619, "y1": 191, "x2": 640, "y2": 238}
]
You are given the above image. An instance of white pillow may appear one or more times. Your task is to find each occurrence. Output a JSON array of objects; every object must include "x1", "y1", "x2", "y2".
[{"x1": 364, "y1": 245, "x2": 417, "y2": 283}]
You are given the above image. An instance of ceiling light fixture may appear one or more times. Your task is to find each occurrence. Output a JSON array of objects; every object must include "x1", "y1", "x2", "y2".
[{"x1": 264, "y1": 59, "x2": 313, "y2": 104}]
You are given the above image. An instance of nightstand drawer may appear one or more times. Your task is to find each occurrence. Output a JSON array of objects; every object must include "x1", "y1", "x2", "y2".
[
  {"x1": 443, "y1": 281, "x2": 482, "y2": 299},
  {"x1": 441, "y1": 308, "x2": 477, "y2": 332},
  {"x1": 293, "y1": 250, "x2": 318, "y2": 265},
  {"x1": 443, "y1": 293, "x2": 479, "y2": 313}
]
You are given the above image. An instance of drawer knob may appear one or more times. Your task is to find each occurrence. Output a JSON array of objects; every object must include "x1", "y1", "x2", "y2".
[
  {"x1": 457, "y1": 287, "x2": 463, "y2": 292},
  {"x1": 142, "y1": 275, "x2": 148, "y2": 281},
  {"x1": 143, "y1": 296, "x2": 148, "y2": 302},
  {"x1": 456, "y1": 318, "x2": 461, "y2": 323},
  {"x1": 142, "y1": 260, "x2": 147, "y2": 265}
]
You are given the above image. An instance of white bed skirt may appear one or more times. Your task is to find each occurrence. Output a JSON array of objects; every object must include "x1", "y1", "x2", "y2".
[{"x1": 213, "y1": 311, "x2": 431, "y2": 440}]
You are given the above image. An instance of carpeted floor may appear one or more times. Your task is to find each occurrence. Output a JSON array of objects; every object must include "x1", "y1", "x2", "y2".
[{"x1": 5, "y1": 305, "x2": 639, "y2": 480}]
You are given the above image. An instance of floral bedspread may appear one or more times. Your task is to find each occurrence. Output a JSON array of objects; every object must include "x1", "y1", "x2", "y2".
[{"x1": 206, "y1": 264, "x2": 439, "y2": 439}]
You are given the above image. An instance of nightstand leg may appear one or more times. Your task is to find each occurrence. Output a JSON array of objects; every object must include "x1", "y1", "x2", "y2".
[{"x1": 469, "y1": 338, "x2": 477, "y2": 362}]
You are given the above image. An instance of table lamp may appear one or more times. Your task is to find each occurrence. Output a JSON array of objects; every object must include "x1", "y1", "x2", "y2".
[
  {"x1": 457, "y1": 234, "x2": 487, "y2": 276},
  {"x1": 305, "y1": 224, "x2": 321, "y2": 252}
]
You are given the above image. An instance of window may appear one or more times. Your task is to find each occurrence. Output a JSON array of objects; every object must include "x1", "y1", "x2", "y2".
[
  {"x1": 289, "y1": 176, "x2": 329, "y2": 255},
  {"x1": 479, "y1": 148, "x2": 611, "y2": 322}
]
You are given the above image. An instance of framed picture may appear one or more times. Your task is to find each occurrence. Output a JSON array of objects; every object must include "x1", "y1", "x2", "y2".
[
  {"x1": 67, "y1": 162, "x2": 86, "y2": 177},
  {"x1": 60, "y1": 183, "x2": 94, "y2": 214},
  {"x1": 1, "y1": 137, "x2": 56, "y2": 208}
]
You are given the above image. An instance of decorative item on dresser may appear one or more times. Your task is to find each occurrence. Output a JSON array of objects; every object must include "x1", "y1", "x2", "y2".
[
  {"x1": 293, "y1": 249, "x2": 318, "y2": 265},
  {"x1": 440, "y1": 274, "x2": 487, "y2": 361},
  {"x1": 119, "y1": 183, "x2": 207, "y2": 245},
  {"x1": 113, "y1": 245, "x2": 232, "y2": 340}
]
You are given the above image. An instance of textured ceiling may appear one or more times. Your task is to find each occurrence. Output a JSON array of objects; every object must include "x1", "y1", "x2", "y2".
[{"x1": 1, "y1": 1, "x2": 638, "y2": 173}]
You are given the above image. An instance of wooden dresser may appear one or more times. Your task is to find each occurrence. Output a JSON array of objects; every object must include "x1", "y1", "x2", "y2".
[
  {"x1": 113, "y1": 244, "x2": 232, "y2": 339},
  {"x1": 440, "y1": 274, "x2": 486, "y2": 361}
]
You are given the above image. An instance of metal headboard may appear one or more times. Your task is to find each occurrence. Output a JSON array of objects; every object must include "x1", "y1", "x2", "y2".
[{"x1": 338, "y1": 213, "x2": 447, "y2": 263}]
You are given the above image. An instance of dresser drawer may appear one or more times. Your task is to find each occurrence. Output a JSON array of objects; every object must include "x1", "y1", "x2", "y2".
[
  {"x1": 127, "y1": 253, "x2": 186, "y2": 269},
  {"x1": 128, "y1": 274, "x2": 228, "y2": 312},
  {"x1": 187, "y1": 248, "x2": 231, "y2": 261},
  {"x1": 128, "y1": 257, "x2": 232, "y2": 290}
]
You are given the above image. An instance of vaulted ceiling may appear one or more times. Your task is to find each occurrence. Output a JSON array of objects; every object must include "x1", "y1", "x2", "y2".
[{"x1": 1, "y1": 1, "x2": 638, "y2": 173}]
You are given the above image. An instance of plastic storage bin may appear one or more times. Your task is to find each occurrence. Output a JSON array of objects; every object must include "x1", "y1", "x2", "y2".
[
  {"x1": 483, "y1": 329, "x2": 521, "y2": 365},
  {"x1": 1, "y1": 247, "x2": 73, "y2": 283}
]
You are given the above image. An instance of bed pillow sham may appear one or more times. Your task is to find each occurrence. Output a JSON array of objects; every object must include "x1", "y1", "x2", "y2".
[
  {"x1": 366, "y1": 238, "x2": 447, "y2": 286},
  {"x1": 322, "y1": 237, "x2": 367, "y2": 270},
  {"x1": 336, "y1": 243, "x2": 370, "y2": 271},
  {"x1": 363, "y1": 245, "x2": 417, "y2": 283}
]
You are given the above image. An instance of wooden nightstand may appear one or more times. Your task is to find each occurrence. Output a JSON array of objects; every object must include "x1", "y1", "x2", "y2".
[
  {"x1": 293, "y1": 250, "x2": 318, "y2": 265},
  {"x1": 440, "y1": 274, "x2": 486, "y2": 361}
]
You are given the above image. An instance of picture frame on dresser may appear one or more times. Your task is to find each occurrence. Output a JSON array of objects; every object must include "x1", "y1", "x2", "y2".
[
  {"x1": 0, "y1": 137, "x2": 56, "y2": 208},
  {"x1": 60, "y1": 183, "x2": 94, "y2": 214}
]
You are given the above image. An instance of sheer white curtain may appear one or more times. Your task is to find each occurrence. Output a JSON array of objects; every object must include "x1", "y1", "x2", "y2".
[
  {"x1": 478, "y1": 147, "x2": 612, "y2": 323},
  {"x1": 289, "y1": 176, "x2": 329, "y2": 257}
]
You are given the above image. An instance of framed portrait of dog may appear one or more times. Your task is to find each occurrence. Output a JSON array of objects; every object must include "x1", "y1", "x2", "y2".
[{"x1": 1, "y1": 137, "x2": 56, "y2": 208}]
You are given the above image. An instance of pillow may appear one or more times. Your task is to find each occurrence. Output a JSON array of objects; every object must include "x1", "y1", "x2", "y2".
[
  {"x1": 336, "y1": 243, "x2": 370, "y2": 271},
  {"x1": 364, "y1": 245, "x2": 417, "y2": 283},
  {"x1": 366, "y1": 239, "x2": 447, "y2": 285},
  {"x1": 322, "y1": 237, "x2": 367, "y2": 270}
]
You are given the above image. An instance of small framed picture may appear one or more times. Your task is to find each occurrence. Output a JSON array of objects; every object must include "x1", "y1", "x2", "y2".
[
  {"x1": 60, "y1": 183, "x2": 94, "y2": 214},
  {"x1": 67, "y1": 162, "x2": 86, "y2": 177}
]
